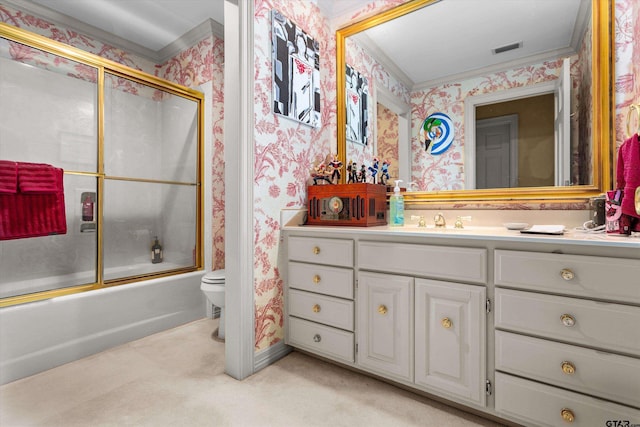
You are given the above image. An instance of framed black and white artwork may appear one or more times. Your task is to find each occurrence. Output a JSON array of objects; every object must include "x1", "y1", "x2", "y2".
[
  {"x1": 272, "y1": 10, "x2": 321, "y2": 128},
  {"x1": 345, "y1": 64, "x2": 368, "y2": 145}
]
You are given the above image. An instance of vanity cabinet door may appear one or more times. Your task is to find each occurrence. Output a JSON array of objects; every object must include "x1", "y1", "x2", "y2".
[
  {"x1": 415, "y1": 278, "x2": 486, "y2": 406},
  {"x1": 357, "y1": 271, "x2": 413, "y2": 382}
]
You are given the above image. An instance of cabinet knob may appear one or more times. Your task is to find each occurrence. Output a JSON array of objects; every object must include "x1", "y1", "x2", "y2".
[
  {"x1": 312, "y1": 274, "x2": 321, "y2": 284},
  {"x1": 561, "y1": 361, "x2": 576, "y2": 375},
  {"x1": 313, "y1": 246, "x2": 321, "y2": 255},
  {"x1": 312, "y1": 304, "x2": 321, "y2": 313},
  {"x1": 378, "y1": 305, "x2": 388, "y2": 315},
  {"x1": 561, "y1": 408, "x2": 575, "y2": 423},
  {"x1": 441, "y1": 317, "x2": 453, "y2": 329},
  {"x1": 560, "y1": 268, "x2": 575, "y2": 281},
  {"x1": 560, "y1": 314, "x2": 576, "y2": 327},
  {"x1": 313, "y1": 334, "x2": 321, "y2": 343}
]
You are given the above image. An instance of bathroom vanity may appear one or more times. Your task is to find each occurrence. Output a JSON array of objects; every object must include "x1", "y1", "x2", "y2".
[{"x1": 281, "y1": 222, "x2": 640, "y2": 426}]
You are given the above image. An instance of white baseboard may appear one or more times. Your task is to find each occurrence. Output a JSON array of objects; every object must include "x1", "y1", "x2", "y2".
[{"x1": 253, "y1": 340, "x2": 292, "y2": 372}]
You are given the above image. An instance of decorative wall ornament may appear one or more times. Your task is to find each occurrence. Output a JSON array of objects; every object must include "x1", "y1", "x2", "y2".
[
  {"x1": 346, "y1": 64, "x2": 369, "y2": 145},
  {"x1": 271, "y1": 9, "x2": 320, "y2": 127},
  {"x1": 420, "y1": 112, "x2": 454, "y2": 155}
]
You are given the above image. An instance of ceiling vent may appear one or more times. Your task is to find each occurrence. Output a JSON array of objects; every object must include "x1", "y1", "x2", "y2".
[{"x1": 492, "y1": 42, "x2": 523, "y2": 55}]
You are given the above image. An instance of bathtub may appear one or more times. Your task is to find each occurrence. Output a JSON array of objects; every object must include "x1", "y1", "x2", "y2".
[
  {"x1": 0, "y1": 262, "x2": 186, "y2": 299},
  {"x1": 0, "y1": 270, "x2": 206, "y2": 384}
]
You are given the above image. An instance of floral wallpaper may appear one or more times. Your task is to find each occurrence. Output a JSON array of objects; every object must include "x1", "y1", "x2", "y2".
[
  {"x1": 615, "y1": 0, "x2": 639, "y2": 157},
  {"x1": 252, "y1": 0, "x2": 335, "y2": 350},
  {"x1": 573, "y1": 20, "x2": 593, "y2": 186},
  {"x1": 345, "y1": 36, "x2": 411, "y2": 174},
  {"x1": 251, "y1": 0, "x2": 404, "y2": 350},
  {"x1": 0, "y1": 4, "x2": 156, "y2": 74},
  {"x1": 377, "y1": 102, "x2": 400, "y2": 182}
]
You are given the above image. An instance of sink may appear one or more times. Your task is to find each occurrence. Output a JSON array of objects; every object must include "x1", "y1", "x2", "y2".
[{"x1": 397, "y1": 225, "x2": 505, "y2": 234}]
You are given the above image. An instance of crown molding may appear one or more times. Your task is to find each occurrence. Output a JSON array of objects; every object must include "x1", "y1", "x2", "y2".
[
  {"x1": 2, "y1": 0, "x2": 222, "y2": 64},
  {"x1": 157, "y1": 18, "x2": 223, "y2": 64},
  {"x1": 350, "y1": 32, "x2": 414, "y2": 91}
]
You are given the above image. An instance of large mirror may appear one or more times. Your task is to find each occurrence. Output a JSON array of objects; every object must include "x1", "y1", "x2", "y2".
[{"x1": 336, "y1": 0, "x2": 613, "y2": 204}]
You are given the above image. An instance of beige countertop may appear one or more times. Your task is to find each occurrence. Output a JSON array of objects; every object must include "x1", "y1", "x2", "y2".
[{"x1": 282, "y1": 223, "x2": 640, "y2": 249}]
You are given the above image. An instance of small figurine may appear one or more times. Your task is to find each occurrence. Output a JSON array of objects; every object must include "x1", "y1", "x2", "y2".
[
  {"x1": 311, "y1": 161, "x2": 332, "y2": 185},
  {"x1": 358, "y1": 164, "x2": 367, "y2": 183},
  {"x1": 350, "y1": 162, "x2": 359, "y2": 183},
  {"x1": 379, "y1": 160, "x2": 390, "y2": 186},
  {"x1": 368, "y1": 157, "x2": 379, "y2": 184},
  {"x1": 346, "y1": 161, "x2": 354, "y2": 183},
  {"x1": 328, "y1": 154, "x2": 343, "y2": 184}
]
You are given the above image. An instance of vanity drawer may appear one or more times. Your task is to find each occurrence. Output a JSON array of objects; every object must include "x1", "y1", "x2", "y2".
[
  {"x1": 288, "y1": 262, "x2": 353, "y2": 299},
  {"x1": 495, "y1": 250, "x2": 640, "y2": 304},
  {"x1": 288, "y1": 236, "x2": 353, "y2": 267},
  {"x1": 495, "y1": 372, "x2": 640, "y2": 427},
  {"x1": 288, "y1": 289, "x2": 354, "y2": 331},
  {"x1": 495, "y1": 289, "x2": 640, "y2": 356},
  {"x1": 288, "y1": 317, "x2": 354, "y2": 363},
  {"x1": 358, "y1": 241, "x2": 487, "y2": 284},
  {"x1": 496, "y1": 330, "x2": 640, "y2": 408}
]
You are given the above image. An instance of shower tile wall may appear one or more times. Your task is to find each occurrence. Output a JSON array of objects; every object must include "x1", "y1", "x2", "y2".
[
  {"x1": 0, "y1": 52, "x2": 198, "y2": 298},
  {"x1": 103, "y1": 77, "x2": 198, "y2": 275},
  {"x1": 0, "y1": 52, "x2": 98, "y2": 297}
]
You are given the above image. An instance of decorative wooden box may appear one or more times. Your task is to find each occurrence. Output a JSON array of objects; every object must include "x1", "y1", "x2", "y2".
[{"x1": 306, "y1": 183, "x2": 387, "y2": 226}]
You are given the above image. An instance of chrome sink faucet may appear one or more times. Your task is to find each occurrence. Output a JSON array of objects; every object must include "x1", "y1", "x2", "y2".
[{"x1": 433, "y1": 212, "x2": 446, "y2": 228}]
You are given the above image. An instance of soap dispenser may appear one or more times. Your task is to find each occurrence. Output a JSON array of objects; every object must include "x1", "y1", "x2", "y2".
[
  {"x1": 151, "y1": 236, "x2": 163, "y2": 264},
  {"x1": 390, "y1": 180, "x2": 404, "y2": 226}
]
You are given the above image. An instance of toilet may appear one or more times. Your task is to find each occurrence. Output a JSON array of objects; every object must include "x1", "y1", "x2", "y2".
[{"x1": 200, "y1": 269, "x2": 225, "y2": 340}]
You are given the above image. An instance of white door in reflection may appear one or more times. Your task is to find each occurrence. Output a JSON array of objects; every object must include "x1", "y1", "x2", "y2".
[{"x1": 476, "y1": 114, "x2": 518, "y2": 189}]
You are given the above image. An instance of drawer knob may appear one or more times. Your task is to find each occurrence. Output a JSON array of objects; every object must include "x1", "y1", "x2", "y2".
[
  {"x1": 441, "y1": 317, "x2": 453, "y2": 329},
  {"x1": 561, "y1": 408, "x2": 575, "y2": 423},
  {"x1": 312, "y1": 274, "x2": 321, "y2": 284},
  {"x1": 313, "y1": 334, "x2": 321, "y2": 343},
  {"x1": 561, "y1": 361, "x2": 576, "y2": 375},
  {"x1": 560, "y1": 268, "x2": 575, "y2": 281},
  {"x1": 312, "y1": 304, "x2": 321, "y2": 313},
  {"x1": 560, "y1": 314, "x2": 576, "y2": 327},
  {"x1": 378, "y1": 305, "x2": 388, "y2": 315},
  {"x1": 313, "y1": 246, "x2": 321, "y2": 255}
]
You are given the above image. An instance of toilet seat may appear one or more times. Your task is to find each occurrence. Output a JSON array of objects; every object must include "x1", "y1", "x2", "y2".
[{"x1": 202, "y1": 269, "x2": 225, "y2": 284}]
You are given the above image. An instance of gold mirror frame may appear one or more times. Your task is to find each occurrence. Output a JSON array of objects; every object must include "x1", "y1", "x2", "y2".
[{"x1": 336, "y1": 0, "x2": 613, "y2": 205}]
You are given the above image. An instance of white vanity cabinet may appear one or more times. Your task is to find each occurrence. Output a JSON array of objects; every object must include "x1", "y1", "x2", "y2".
[
  {"x1": 356, "y1": 240, "x2": 488, "y2": 404},
  {"x1": 357, "y1": 271, "x2": 413, "y2": 381},
  {"x1": 285, "y1": 236, "x2": 355, "y2": 364},
  {"x1": 414, "y1": 279, "x2": 486, "y2": 406},
  {"x1": 494, "y1": 249, "x2": 640, "y2": 425},
  {"x1": 282, "y1": 225, "x2": 640, "y2": 426}
]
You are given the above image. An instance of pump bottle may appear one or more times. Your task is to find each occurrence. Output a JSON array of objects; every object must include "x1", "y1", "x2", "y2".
[
  {"x1": 390, "y1": 180, "x2": 404, "y2": 226},
  {"x1": 151, "y1": 236, "x2": 163, "y2": 264}
]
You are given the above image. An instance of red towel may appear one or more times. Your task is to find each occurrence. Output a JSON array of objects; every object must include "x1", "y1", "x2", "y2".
[
  {"x1": 17, "y1": 162, "x2": 61, "y2": 193},
  {"x1": 0, "y1": 160, "x2": 17, "y2": 194},
  {"x1": 0, "y1": 163, "x2": 67, "y2": 240},
  {"x1": 616, "y1": 133, "x2": 640, "y2": 219}
]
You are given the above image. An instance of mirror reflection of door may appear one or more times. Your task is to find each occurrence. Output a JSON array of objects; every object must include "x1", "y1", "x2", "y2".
[
  {"x1": 476, "y1": 115, "x2": 518, "y2": 189},
  {"x1": 475, "y1": 94, "x2": 555, "y2": 189}
]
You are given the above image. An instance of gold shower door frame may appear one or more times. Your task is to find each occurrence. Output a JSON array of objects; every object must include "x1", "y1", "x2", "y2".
[{"x1": 0, "y1": 23, "x2": 205, "y2": 307}]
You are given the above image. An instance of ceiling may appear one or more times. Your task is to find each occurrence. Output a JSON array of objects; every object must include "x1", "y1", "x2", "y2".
[
  {"x1": 5, "y1": 0, "x2": 226, "y2": 61},
  {"x1": 353, "y1": 0, "x2": 590, "y2": 89},
  {"x1": 28, "y1": 0, "x2": 225, "y2": 51},
  {"x1": 5, "y1": 0, "x2": 589, "y2": 85}
]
